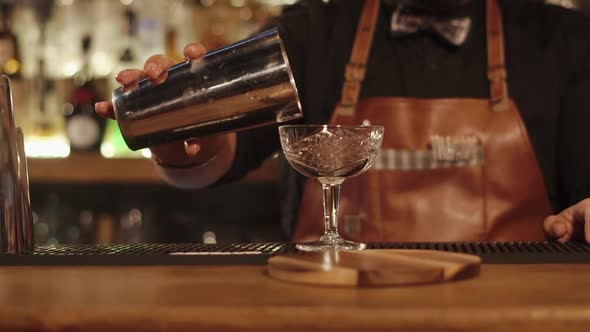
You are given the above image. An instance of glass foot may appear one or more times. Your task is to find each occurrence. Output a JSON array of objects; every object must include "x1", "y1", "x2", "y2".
[{"x1": 295, "y1": 235, "x2": 366, "y2": 252}]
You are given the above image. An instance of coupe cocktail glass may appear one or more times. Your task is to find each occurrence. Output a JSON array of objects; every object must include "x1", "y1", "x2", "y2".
[{"x1": 279, "y1": 125, "x2": 384, "y2": 251}]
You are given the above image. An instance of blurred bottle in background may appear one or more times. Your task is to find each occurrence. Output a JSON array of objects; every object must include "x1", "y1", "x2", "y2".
[
  {"x1": 101, "y1": 6, "x2": 149, "y2": 159},
  {"x1": 65, "y1": 35, "x2": 106, "y2": 152},
  {"x1": 118, "y1": 8, "x2": 139, "y2": 69},
  {"x1": 95, "y1": 213, "x2": 117, "y2": 244},
  {"x1": 134, "y1": 0, "x2": 165, "y2": 61},
  {"x1": 28, "y1": 74, "x2": 70, "y2": 157},
  {"x1": 0, "y1": 1, "x2": 20, "y2": 78}
]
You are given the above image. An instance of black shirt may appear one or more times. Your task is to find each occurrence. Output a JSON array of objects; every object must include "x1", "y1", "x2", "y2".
[{"x1": 221, "y1": 0, "x2": 590, "y2": 235}]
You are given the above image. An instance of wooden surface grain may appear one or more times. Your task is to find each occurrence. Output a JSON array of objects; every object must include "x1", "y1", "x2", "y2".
[
  {"x1": 0, "y1": 264, "x2": 589, "y2": 331},
  {"x1": 267, "y1": 249, "x2": 481, "y2": 286}
]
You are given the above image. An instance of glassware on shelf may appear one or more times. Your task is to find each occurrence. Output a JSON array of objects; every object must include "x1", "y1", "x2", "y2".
[{"x1": 279, "y1": 125, "x2": 384, "y2": 252}]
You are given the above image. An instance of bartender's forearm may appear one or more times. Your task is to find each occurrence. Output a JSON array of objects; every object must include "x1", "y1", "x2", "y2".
[{"x1": 151, "y1": 133, "x2": 237, "y2": 189}]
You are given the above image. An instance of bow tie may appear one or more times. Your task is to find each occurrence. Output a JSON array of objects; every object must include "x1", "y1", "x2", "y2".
[{"x1": 390, "y1": 5, "x2": 472, "y2": 47}]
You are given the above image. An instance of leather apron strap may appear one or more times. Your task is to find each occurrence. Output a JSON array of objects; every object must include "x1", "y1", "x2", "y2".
[
  {"x1": 334, "y1": 0, "x2": 380, "y2": 117},
  {"x1": 487, "y1": 0, "x2": 510, "y2": 111},
  {"x1": 335, "y1": 0, "x2": 510, "y2": 114}
]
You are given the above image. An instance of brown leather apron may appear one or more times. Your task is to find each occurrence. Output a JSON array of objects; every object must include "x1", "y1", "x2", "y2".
[{"x1": 293, "y1": 0, "x2": 553, "y2": 242}]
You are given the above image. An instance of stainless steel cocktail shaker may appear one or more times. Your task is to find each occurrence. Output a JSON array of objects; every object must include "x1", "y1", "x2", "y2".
[
  {"x1": 112, "y1": 28, "x2": 302, "y2": 150},
  {"x1": 0, "y1": 75, "x2": 34, "y2": 254}
]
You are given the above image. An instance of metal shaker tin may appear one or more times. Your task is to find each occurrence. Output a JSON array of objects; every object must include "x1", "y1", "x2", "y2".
[
  {"x1": 112, "y1": 28, "x2": 302, "y2": 150},
  {"x1": 0, "y1": 75, "x2": 34, "y2": 254}
]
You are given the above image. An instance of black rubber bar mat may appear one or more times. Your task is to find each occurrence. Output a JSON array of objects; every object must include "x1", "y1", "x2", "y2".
[{"x1": 0, "y1": 242, "x2": 589, "y2": 265}]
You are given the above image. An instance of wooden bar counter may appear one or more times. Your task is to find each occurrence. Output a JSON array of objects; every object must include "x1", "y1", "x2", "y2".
[{"x1": 0, "y1": 263, "x2": 589, "y2": 331}]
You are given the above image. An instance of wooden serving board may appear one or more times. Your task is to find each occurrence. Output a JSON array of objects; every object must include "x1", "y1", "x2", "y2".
[{"x1": 267, "y1": 249, "x2": 481, "y2": 287}]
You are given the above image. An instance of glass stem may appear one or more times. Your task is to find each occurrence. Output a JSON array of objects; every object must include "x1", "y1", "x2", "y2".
[{"x1": 321, "y1": 182, "x2": 341, "y2": 241}]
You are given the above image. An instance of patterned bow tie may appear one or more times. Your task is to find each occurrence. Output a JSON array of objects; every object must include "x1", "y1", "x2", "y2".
[{"x1": 390, "y1": 5, "x2": 472, "y2": 47}]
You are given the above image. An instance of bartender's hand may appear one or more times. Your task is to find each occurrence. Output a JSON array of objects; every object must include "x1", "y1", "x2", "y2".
[
  {"x1": 95, "y1": 43, "x2": 208, "y2": 116},
  {"x1": 544, "y1": 198, "x2": 590, "y2": 243},
  {"x1": 94, "y1": 43, "x2": 237, "y2": 188}
]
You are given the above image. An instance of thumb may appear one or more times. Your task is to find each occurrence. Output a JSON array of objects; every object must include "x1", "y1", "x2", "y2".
[
  {"x1": 543, "y1": 216, "x2": 573, "y2": 241},
  {"x1": 184, "y1": 138, "x2": 201, "y2": 157}
]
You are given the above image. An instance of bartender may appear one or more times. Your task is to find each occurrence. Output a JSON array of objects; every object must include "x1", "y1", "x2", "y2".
[{"x1": 96, "y1": 0, "x2": 590, "y2": 243}]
